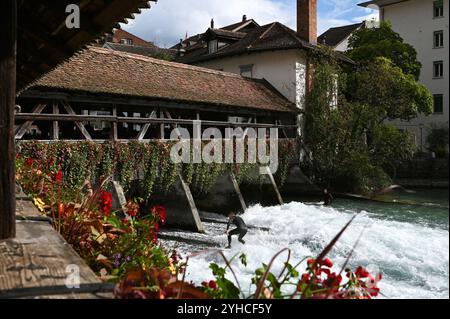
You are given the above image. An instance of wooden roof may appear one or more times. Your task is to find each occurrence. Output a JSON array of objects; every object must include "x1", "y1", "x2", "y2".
[{"x1": 17, "y1": 0, "x2": 156, "y2": 91}]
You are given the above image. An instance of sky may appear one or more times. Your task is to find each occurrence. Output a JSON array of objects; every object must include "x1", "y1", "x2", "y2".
[{"x1": 122, "y1": 0, "x2": 378, "y2": 48}]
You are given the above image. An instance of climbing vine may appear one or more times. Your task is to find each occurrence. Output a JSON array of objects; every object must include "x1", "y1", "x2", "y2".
[{"x1": 17, "y1": 139, "x2": 298, "y2": 200}]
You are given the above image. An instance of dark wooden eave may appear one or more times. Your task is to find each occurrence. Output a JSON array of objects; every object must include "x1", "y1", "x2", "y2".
[{"x1": 16, "y1": 0, "x2": 156, "y2": 91}]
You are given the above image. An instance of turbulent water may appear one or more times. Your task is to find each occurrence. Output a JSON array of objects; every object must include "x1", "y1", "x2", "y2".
[{"x1": 161, "y1": 189, "x2": 449, "y2": 299}]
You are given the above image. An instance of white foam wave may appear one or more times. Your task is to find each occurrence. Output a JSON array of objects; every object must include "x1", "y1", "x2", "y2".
[{"x1": 184, "y1": 202, "x2": 449, "y2": 299}]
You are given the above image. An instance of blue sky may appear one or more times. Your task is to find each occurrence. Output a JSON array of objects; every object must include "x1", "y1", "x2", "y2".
[{"x1": 123, "y1": 0, "x2": 378, "y2": 47}]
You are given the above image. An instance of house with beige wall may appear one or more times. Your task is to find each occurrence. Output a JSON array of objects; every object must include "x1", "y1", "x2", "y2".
[
  {"x1": 360, "y1": 0, "x2": 449, "y2": 153},
  {"x1": 172, "y1": 0, "x2": 352, "y2": 138}
]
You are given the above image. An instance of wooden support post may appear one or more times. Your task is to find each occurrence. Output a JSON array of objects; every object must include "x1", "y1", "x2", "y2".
[
  {"x1": 52, "y1": 101, "x2": 59, "y2": 140},
  {"x1": 264, "y1": 166, "x2": 284, "y2": 205},
  {"x1": 0, "y1": 0, "x2": 17, "y2": 239},
  {"x1": 15, "y1": 103, "x2": 46, "y2": 139},
  {"x1": 137, "y1": 110, "x2": 156, "y2": 141},
  {"x1": 61, "y1": 101, "x2": 92, "y2": 140},
  {"x1": 230, "y1": 171, "x2": 247, "y2": 212},
  {"x1": 159, "y1": 111, "x2": 165, "y2": 140},
  {"x1": 112, "y1": 104, "x2": 118, "y2": 141}
]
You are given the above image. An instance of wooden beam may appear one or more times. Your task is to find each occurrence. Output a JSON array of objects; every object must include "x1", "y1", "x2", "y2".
[
  {"x1": 19, "y1": 90, "x2": 296, "y2": 117},
  {"x1": 137, "y1": 110, "x2": 156, "y2": 141},
  {"x1": 0, "y1": 0, "x2": 17, "y2": 239},
  {"x1": 160, "y1": 111, "x2": 165, "y2": 140},
  {"x1": 61, "y1": 101, "x2": 92, "y2": 140},
  {"x1": 15, "y1": 113, "x2": 298, "y2": 129},
  {"x1": 52, "y1": 101, "x2": 59, "y2": 140},
  {"x1": 112, "y1": 104, "x2": 118, "y2": 141},
  {"x1": 14, "y1": 103, "x2": 46, "y2": 139}
]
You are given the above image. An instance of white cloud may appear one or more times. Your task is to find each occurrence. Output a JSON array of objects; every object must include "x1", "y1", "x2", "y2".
[
  {"x1": 122, "y1": 0, "x2": 379, "y2": 47},
  {"x1": 123, "y1": 0, "x2": 294, "y2": 48}
]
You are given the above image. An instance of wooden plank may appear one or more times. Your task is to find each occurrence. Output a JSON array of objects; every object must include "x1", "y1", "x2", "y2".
[
  {"x1": 15, "y1": 103, "x2": 46, "y2": 139},
  {"x1": 61, "y1": 101, "x2": 92, "y2": 140},
  {"x1": 0, "y1": 0, "x2": 17, "y2": 240},
  {"x1": 0, "y1": 221, "x2": 106, "y2": 297}
]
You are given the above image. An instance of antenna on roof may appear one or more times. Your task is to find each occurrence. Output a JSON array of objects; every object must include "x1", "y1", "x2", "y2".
[{"x1": 211, "y1": 18, "x2": 215, "y2": 29}]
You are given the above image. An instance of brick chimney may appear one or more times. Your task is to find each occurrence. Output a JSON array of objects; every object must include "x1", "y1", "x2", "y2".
[{"x1": 297, "y1": 0, "x2": 317, "y2": 44}]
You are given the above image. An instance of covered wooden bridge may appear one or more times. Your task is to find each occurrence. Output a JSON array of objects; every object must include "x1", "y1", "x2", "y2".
[{"x1": 16, "y1": 47, "x2": 298, "y2": 141}]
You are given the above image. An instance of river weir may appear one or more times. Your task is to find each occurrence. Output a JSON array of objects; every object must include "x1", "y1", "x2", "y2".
[{"x1": 160, "y1": 189, "x2": 449, "y2": 299}]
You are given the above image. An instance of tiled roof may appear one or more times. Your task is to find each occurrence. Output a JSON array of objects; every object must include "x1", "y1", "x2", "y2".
[
  {"x1": 177, "y1": 22, "x2": 354, "y2": 65},
  {"x1": 220, "y1": 19, "x2": 260, "y2": 32},
  {"x1": 204, "y1": 28, "x2": 247, "y2": 40},
  {"x1": 318, "y1": 22, "x2": 364, "y2": 47},
  {"x1": 28, "y1": 47, "x2": 296, "y2": 113},
  {"x1": 104, "y1": 42, "x2": 177, "y2": 60},
  {"x1": 176, "y1": 22, "x2": 315, "y2": 64}
]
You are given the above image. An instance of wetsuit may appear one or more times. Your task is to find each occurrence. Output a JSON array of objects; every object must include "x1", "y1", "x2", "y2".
[
  {"x1": 227, "y1": 216, "x2": 248, "y2": 247},
  {"x1": 323, "y1": 192, "x2": 334, "y2": 206}
]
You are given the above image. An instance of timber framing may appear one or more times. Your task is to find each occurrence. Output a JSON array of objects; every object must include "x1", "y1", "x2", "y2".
[{"x1": 15, "y1": 99, "x2": 298, "y2": 141}]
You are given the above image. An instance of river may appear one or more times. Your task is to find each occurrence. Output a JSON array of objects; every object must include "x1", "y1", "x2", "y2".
[{"x1": 160, "y1": 189, "x2": 449, "y2": 299}]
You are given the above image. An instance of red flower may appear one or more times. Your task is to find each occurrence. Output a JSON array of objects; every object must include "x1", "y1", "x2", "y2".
[
  {"x1": 99, "y1": 191, "x2": 113, "y2": 216},
  {"x1": 208, "y1": 280, "x2": 217, "y2": 290},
  {"x1": 355, "y1": 266, "x2": 370, "y2": 279},
  {"x1": 25, "y1": 158, "x2": 33, "y2": 166},
  {"x1": 322, "y1": 258, "x2": 333, "y2": 268},
  {"x1": 52, "y1": 170, "x2": 63, "y2": 183},
  {"x1": 301, "y1": 273, "x2": 310, "y2": 283},
  {"x1": 151, "y1": 205, "x2": 167, "y2": 224},
  {"x1": 307, "y1": 258, "x2": 315, "y2": 266}
]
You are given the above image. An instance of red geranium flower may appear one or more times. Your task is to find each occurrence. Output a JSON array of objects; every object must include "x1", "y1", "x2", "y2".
[
  {"x1": 151, "y1": 205, "x2": 167, "y2": 224},
  {"x1": 322, "y1": 258, "x2": 333, "y2": 268},
  {"x1": 52, "y1": 170, "x2": 63, "y2": 183},
  {"x1": 25, "y1": 158, "x2": 33, "y2": 166},
  {"x1": 208, "y1": 280, "x2": 217, "y2": 290},
  {"x1": 355, "y1": 266, "x2": 370, "y2": 279},
  {"x1": 99, "y1": 191, "x2": 113, "y2": 216}
]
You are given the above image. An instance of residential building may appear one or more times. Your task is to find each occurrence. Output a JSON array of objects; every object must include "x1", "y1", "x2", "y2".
[
  {"x1": 172, "y1": 0, "x2": 352, "y2": 123},
  {"x1": 359, "y1": 0, "x2": 449, "y2": 152},
  {"x1": 318, "y1": 22, "x2": 365, "y2": 51},
  {"x1": 104, "y1": 29, "x2": 155, "y2": 47},
  {"x1": 103, "y1": 42, "x2": 177, "y2": 61}
]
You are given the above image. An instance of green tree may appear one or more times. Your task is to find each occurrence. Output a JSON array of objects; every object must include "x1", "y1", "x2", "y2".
[
  {"x1": 347, "y1": 22, "x2": 422, "y2": 80},
  {"x1": 348, "y1": 57, "x2": 433, "y2": 122}
]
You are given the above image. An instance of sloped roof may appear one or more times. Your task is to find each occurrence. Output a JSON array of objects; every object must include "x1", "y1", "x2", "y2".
[
  {"x1": 17, "y1": 0, "x2": 156, "y2": 90},
  {"x1": 203, "y1": 28, "x2": 247, "y2": 40},
  {"x1": 318, "y1": 22, "x2": 364, "y2": 47},
  {"x1": 176, "y1": 22, "x2": 316, "y2": 64},
  {"x1": 104, "y1": 42, "x2": 177, "y2": 60},
  {"x1": 220, "y1": 19, "x2": 260, "y2": 32},
  {"x1": 27, "y1": 47, "x2": 296, "y2": 113}
]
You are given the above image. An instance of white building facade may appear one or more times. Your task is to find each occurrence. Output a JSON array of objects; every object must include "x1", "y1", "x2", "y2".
[{"x1": 361, "y1": 0, "x2": 449, "y2": 152}]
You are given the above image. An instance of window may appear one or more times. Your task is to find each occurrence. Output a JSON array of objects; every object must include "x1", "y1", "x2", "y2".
[
  {"x1": 208, "y1": 40, "x2": 218, "y2": 54},
  {"x1": 121, "y1": 38, "x2": 133, "y2": 45},
  {"x1": 433, "y1": 94, "x2": 444, "y2": 113},
  {"x1": 434, "y1": 0, "x2": 444, "y2": 18},
  {"x1": 433, "y1": 61, "x2": 444, "y2": 78},
  {"x1": 239, "y1": 64, "x2": 254, "y2": 78},
  {"x1": 434, "y1": 31, "x2": 444, "y2": 48}
]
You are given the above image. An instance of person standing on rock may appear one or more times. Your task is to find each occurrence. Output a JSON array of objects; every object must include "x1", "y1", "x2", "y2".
[{"x1": 226, "y1": 212, "x2": 248, "y2": 249}]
